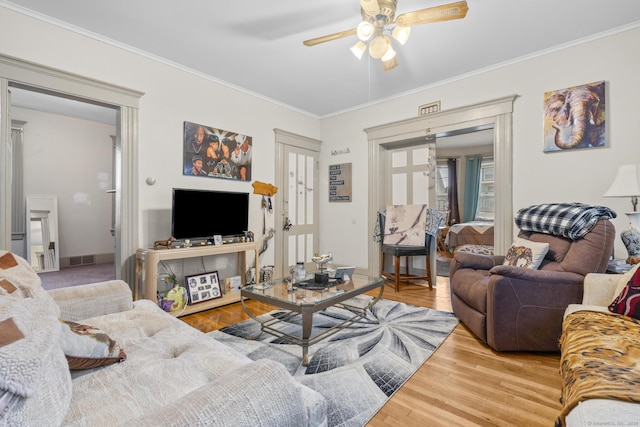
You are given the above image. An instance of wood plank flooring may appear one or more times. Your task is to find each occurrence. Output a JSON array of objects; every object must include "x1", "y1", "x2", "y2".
[{"x1": 180, "y1": 276, "x2": 562, "y2": 426}]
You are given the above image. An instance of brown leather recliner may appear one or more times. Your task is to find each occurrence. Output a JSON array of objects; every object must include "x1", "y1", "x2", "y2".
[{"x1": 449, "y1": 218, "x2": 615, "y2": 352}]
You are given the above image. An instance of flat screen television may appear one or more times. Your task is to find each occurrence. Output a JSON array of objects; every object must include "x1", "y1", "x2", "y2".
[{"x1": 171, "y1": 188, "x2": 249, "y2": 240}]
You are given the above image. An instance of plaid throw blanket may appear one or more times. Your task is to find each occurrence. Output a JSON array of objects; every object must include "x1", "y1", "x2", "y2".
[{"x1": 515, "y1": 203, "x2": 616, "y2": 240}]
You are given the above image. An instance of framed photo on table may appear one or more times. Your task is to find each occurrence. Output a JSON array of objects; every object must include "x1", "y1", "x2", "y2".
[{"x1": 185, "y1": 271, "x2": 222, "y2": 304}]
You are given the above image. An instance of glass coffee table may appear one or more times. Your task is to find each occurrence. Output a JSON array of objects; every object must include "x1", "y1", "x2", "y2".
[{"x1": 241, "y1": 274, "x2": 384, "y2": 365}]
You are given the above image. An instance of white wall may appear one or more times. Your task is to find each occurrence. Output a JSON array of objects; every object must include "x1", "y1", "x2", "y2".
[
  {"x1": 2, "y1": 7, "x2": 639, "y2": 270},
  {"x1": 13, "y1": 107, "x2": 115, "y2": 260},
  {"x1": 319, "y1": 27, "x2": 640, "y2": 266},
  {"x1": 0, "y1": 6, "x2": 321, "y2": 268}
]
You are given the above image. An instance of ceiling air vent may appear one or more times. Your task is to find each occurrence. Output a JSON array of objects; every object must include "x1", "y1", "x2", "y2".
[{"x1": 419, "y1": 101, "x2": 441, "y2": 116}]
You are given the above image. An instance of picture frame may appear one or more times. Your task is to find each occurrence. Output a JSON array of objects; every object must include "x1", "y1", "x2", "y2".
[
  {"x1": 183, "y1": 121, "x2": 253, "y2": 181},
  {"x1": 213, "y1": 235, "x2": 223, "y2": 246},
  {"x1": 225, "y1": 275, "x2": 242, "y2": 294},
  {"x1": 185, "y1": 271, "x2": 222, "y2": 304},
  {"x1": 542, "y1": 80, "x2": 606, "y2": 152}
]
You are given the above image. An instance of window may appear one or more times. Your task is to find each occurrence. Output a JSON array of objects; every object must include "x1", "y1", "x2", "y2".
[{"x1": 477, "y1": 160, "x2": 494, "y2": 220}]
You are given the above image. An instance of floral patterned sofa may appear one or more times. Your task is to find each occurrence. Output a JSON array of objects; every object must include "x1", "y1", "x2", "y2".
[{"x1": 0, "y1": 251, "x2": 327, "y2": 426}]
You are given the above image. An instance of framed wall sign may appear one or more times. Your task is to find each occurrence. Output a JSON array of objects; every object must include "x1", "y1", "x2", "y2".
[{"x1": 329, "y1": 162, "x2": 352, "y2": 203}]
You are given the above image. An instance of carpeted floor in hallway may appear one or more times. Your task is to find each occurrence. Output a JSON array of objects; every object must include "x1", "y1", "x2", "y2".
[{"x1": 39, "y1": 263, "x2": 116, "y2": 290}]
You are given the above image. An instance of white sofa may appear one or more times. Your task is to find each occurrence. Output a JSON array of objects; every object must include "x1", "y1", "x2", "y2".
[
  {"x1": 0, "y1": 251, "x2": 327, "y2": 426},
  {"x1": 560, "y1": 265, "x2": 640, "y2": 426}
]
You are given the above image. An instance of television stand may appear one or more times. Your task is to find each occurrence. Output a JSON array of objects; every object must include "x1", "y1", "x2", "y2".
[{"x1": 135, "y1": 241, "x2": 259, "y2": 317}]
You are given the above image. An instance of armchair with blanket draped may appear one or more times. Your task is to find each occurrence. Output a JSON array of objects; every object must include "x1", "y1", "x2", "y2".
[{"x1": 449, "y1": 203, "x2": 616, "y2": 352}]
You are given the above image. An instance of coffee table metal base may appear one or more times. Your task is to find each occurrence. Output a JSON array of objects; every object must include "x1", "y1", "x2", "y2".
[{"x1": 241, "y1": 284, "x2": 383, "y2": 366}]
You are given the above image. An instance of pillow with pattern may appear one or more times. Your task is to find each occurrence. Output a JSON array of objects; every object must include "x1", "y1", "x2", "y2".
[
  {"x1": 59, "y1": 320, "x2": 126, "y2": 370},
  {"x1": 503, "y1": 237, "x2": 549, "y2": 269},
  {"x1": 609, "y1": 267, "x2": 640, "y2": 319}
]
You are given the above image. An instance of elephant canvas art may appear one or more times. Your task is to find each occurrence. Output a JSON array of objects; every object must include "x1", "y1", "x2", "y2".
[{"x1": 543, "y1": 80, "x2": 606, "y2": 152}]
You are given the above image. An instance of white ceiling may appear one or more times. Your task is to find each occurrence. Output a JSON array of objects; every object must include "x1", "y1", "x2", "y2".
[{"x1": 4, "y1": 0, "x2": 640, "y2": 118}]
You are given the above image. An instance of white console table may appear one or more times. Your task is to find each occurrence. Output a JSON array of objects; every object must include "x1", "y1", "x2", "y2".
[{"x1": 135, "y1": 242, "x2": 259, "y2": 317}]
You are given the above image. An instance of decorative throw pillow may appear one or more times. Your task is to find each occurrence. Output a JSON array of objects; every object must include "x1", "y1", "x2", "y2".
[
  {"x1": 610, "y1": 263, "x2": 640, "y2": 303},
  {"x1": 609, "y1": 267, "x2": 640, "y2": 319},
  {"x1": 0, "y1": 250, "x2": 50, "y2": 301},
  {"x1": 59, "y1": 320, "x2": 126, "y2": 370},
  {"x1": 503, "y1": 237, "x2": 549, "y2": 269},
  {"x1": 0, "y1": 296, "x2": 72, "y2": 426}
]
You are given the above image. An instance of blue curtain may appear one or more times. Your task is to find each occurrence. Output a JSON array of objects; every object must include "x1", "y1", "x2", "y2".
[{"x1": 463, "y1": 156, "x2": 482, "y2": 222}]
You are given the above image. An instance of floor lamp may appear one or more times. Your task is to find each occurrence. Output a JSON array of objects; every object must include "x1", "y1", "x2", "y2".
[{"x1": 603, "y1": 164, "x2": 640, "y2": 262}]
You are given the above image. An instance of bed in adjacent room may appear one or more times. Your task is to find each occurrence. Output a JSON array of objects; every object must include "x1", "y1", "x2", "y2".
[{"x1": 445, "y1": 220, "x2": 494, "y2": 254}]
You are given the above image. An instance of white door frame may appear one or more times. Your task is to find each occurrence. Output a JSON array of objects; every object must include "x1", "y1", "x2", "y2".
[
  {"x1": 0, "y1": 54, "x2": 142, "y2": 284},
  {"x1": 365, "y1": 95, "x2": 516, "y2": 277}
]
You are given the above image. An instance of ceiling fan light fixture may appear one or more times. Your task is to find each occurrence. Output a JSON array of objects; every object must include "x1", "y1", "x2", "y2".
[
  {"x1": 350, "y1": 40, "x2": 367, "y2": 59},
  {"x1": 304, "y1": 1, "x2": 470, "y2": 71},
  {"x1": 392, "y1": 25, "x2": 411, "y2": 45},
  {"x1": 368, "y1": 35, "x2": 389, "y2": 59},
  {"x1": 381, "y1": 44, "x2": 397, "y2": 70},
  {"x1": 382, "y1": 55, "x2": 398, "y2": 71},
  {"x1": 356, "y1": 21, "x2": 374, "y2": 41},
  {"x1": 381, "y1": 45, "x2": 396, "y2": 61}
]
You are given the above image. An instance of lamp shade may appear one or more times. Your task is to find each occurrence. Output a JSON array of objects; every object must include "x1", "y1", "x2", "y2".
[
  {"x1": 603, "y1": 164, "x2": 640, "y2": 198},
  {"x1": 369, "y1": 35, "x2": 390, "y2": 59},
  {"x1": 381, "y1": 46, "x2": 397, "y2": 70},
  {"x1": 350, "y1": 41, "x2": 367, "y2": 59},
  {"x1": 357, "y1": 21, "x2": 374, "y2": 41},
  {"x1": 392, "y1": 25, "x2": 411, "y2": 45}
]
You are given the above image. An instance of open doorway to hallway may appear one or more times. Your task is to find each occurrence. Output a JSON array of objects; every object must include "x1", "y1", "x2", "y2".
[{"x1": 9, "y1": 85, "x2": 118, "y2": 288}]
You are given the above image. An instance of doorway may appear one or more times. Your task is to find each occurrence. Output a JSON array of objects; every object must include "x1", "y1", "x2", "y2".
[
  {"x1": 433, "y1": 127, "x2": 495, "y2": 276},
  {"x1": 10, "y1": 86, "x2": 117, "y2": 286},
  {"x1": 381, "y1": 141, "x2": 436, "y2": 278},
  {"x1": 0, "y1": 53, "x2": 141, "y2": 284},
  {"x1": 365, "y1": 96, "x2": 516, "y2": 277}
]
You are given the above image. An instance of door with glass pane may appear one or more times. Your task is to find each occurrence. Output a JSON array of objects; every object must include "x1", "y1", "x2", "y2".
[
  {"x1": 384, "y1": 142, "x2": 436, "y2": 276},
  {"x1": 282, "y1": 145, "x2": 319, "y2": 276}
]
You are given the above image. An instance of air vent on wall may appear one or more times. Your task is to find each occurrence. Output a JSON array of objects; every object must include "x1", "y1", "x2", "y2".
[{"x1": 68, "y1": 255, "x2": 95, "y2": 266}]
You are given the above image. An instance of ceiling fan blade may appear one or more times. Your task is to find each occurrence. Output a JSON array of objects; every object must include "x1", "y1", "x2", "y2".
[
  {"x1": 303, "y1": 28, "x2": 357, "y2": 46},
  {"x1": 360, "y1": 0, "x2": 381, "y2": 16},
  {"x1": 396, "y1": 1, "x2": 468, "y2": 27}
]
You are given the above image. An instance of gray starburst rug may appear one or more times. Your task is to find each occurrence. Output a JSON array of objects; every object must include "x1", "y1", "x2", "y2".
[{"x1": 208, "y1": 297, "x2": 459, "y2": 427}]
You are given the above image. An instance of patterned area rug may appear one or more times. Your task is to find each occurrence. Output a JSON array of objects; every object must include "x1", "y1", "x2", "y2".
[{"x1": 208, "y1": 297, "x2": 458, "y2": 427}]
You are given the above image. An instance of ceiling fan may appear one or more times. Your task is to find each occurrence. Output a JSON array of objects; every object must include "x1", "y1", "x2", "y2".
[{"x1": 303, "y1": 0, "x2": 469, "y2": 70}]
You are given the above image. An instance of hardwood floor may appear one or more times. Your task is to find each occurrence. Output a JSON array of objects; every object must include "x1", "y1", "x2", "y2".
[{"x1": 180, "y1": 276, "x2": 562, "y2": 426}]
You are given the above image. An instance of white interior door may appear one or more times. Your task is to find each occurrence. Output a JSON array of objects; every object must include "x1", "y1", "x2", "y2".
[
  {"x1": 282, "y1": 144, "x2": 319, "y2": 276},
  {"x1": 384, "y1": 142, "x2": 436, "y2": 275}
]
